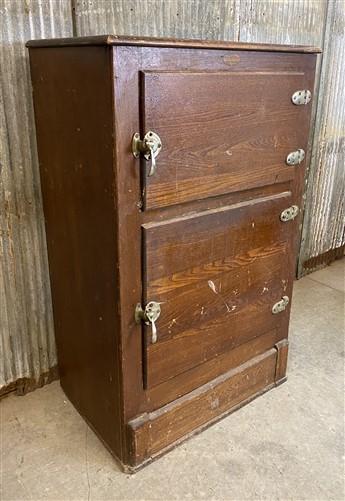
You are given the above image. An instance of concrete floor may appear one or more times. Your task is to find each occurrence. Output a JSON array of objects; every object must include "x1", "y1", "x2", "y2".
[{"x1": 1, "y1": 259, "x2": 344, "y2": 500}]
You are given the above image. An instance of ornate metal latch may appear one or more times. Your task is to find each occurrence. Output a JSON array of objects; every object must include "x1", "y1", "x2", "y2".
[
  {"x1": 291, "y1": 90, "x2": 311, "y2": 105},
  {"x1": 132, "y1": 131, "x2": 162, "y2": 177},
  {"x1": 135, "y1": 301, "x2": 161, "y2": 344},
  {"x1": 280, "y1": 205, "x2": 299, "y2": 222},
  {"x1": 286, "y1": 149, "x2": 305, "y2": 166},
  {"x1": 272, "y1": 296, "x2": 289, "y2": 314}
]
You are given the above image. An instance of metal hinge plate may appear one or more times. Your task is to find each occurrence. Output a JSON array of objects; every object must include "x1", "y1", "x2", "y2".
[
  {"x1": 272, "y1": 296, "x2": 289, "y2": 314},
  {"x1": 292, "y1": 90, "x2": 311, "y2": 105},
  {"x1": 280, "y1": 205, "x2": 299, "y2": 222},
  {"x1": 286, "y1": 149, "x2": 305, "y2": 166}
]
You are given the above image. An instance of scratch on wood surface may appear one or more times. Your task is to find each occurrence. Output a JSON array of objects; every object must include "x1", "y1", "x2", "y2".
[
  {"x1": 208, "y1": 280, "x2": 217, "y2": 294},
  {"x1": 208, "y1": 280, "x2": 232, "y2": 313},
  {"x1": 168, "y1": 318, "x2": 177, "y2": 329},
  {"x1": 210, "y1": 397, "x2": 220, "y2": 409}
]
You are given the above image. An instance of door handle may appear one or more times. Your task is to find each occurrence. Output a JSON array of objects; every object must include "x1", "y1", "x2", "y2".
[
  {"x1": 132, "y1": 131, "x2": 162, "y2": 177},
  {"x1": 135, "y1": 301, "x2": 161, "y2": 344}
]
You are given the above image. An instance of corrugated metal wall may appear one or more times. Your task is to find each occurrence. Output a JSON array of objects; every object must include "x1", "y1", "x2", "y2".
[
  {"x1": 74, "y1": 0, "x2": 241, "y2": 39},
  {"x1": 1, "y1": 0, "x2": 343, "y2": 395},
  {"x1": 298, "y1": 0, "x2": 345, "y2": 275},
  {"x1": 0, "y1": 0, "x2": 73, "y2": 395}
]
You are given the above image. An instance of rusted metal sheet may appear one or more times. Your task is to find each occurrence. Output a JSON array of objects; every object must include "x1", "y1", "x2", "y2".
[
  {"x1": 298, "y1": 0, "x2": 345, "y2": 276},
  {"x1": 0, "y1": 0, "x2": 73, "y2": 394}
]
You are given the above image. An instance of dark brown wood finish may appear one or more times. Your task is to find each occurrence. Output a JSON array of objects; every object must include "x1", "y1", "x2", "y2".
[
  {"x1": 141, "y1": 71, "x2": 309, "y2": 209},
  {"x1": 145, "y1": 328, "x2": 282, "y2": 409},
  {"x1": 275, "y1": 338, "x2": 289, "y2": 384},
  {"x1": 28, "y1": 47, "x2": 124, "y2": 461},
  {"x1": 127, "y1": 348, "x2": 278, "y2": 468},
  {"x1": 28, "y1": 37, "x2": 318, "y2": 471},
  {"x1": 26, "y1": 34, "x2": 321, "y2": 53},
  {"x1": 143, "y1": 193, "x2": 292, "y2": 387},
  {"x1": 114, "y1": 44, "x2": 315, "y2": 409}
]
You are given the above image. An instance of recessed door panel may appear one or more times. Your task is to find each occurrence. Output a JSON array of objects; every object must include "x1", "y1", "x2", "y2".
[
  {"x1": 141, "y1": 71, "x2": 311, "y2": 209},
  {"x1": 142, "y1": 192, "x2": 294, "y2": 389}
]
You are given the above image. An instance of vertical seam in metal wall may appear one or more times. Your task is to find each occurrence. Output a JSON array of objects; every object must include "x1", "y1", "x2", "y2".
[
  {"x1": 71, "y1": 0, "x2": 78, "y2": 37},
  {"x1": 237, "y1": 0, "x2": 241, "y2": 42}
]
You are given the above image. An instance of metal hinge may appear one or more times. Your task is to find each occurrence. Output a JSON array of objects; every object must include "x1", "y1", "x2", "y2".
[
  {"x1": 280, "y1": 205, "x2": 299, "y2": 222},
  {"x1": 286, "y1": 149, "x2": 305, "y2": 166},
  {"x1": 135, "y1": 301, "x2": 161, "y2": 344},
  {"x1": 291, "y1": 90, "x2": 311, "y2": 105},
  {"x1": 272, "y1": 296, "x2": 289, "y2": 314}
]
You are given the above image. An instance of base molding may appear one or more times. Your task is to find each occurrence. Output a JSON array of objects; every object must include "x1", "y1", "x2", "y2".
[
  {"x1": 127, "y1": 346, "x2": 283, "y2": 470},
  {"x1": 274, "y1": 338, "x2": 289, "y2": 384}
]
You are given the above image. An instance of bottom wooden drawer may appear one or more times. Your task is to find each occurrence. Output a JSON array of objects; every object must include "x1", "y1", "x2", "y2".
[{"x1": 127, "y1": 343, "x2": 287, "y2": 470}]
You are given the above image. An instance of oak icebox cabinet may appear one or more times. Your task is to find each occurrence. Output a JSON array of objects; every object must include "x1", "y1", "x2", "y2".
[{"x1": 27, "y1": 35, "x2": 320, "y2": 472}]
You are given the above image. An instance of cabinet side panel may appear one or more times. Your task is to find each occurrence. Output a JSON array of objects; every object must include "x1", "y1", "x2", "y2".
[{"x1": 29, "y1": 47, "x2": 123, "y2": 460}]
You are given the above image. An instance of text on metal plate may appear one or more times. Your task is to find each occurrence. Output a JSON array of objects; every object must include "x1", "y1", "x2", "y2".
[
  {"x1": 291, "y1": 90, "x2": 312, "y2": 105},
  {"x1": 132, "y1": 131, "x2": 162, "y2": 177},
  {"x1": 272, "y1": 296, "x2": 290, "y2": 314},
  {"x1": 280, "y1": 205, "x2": 299, "y2": 222},
  {"x1": 135, "y1": 301, "x2": 161, "y2": 344},
  {"x1": 286, "y1": 149, "x2": 305, "y2": 166}
]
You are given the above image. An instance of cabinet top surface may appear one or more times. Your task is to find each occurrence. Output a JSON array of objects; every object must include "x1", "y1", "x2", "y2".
[{"x1": 26, "y1": 34, "x2": 321, "y2": 53}]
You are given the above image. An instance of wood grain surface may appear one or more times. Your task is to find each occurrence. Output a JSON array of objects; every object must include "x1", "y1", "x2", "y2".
[
  {"x1": 128, "y1": 348, "x2": 277, "y2": 468},
  {"x1": 143, "y1": 193, "x2": 293, "y2": 387},
  {"x1": 29, "y1": 46, "x2": 124, "y2": 461},
  {"x1": 26, "y1": 34, "x2": 321, "y2": 53},
  {"x1": 142, "y1": 70, "x2": 311, "y2": 209},
  {"x1": 29, "y1": 41, "x2": 316, "y2": 470},
  {"x1": 145, "y1": 329, "x2": 281, "y2": 410}
]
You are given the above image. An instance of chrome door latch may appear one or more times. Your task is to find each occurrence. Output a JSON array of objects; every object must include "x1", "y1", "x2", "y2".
[
  {"x1": 280, "y1": 205, "x2": 299, "y2": 222},
  {"x1": 286, "y1": 149, "x2": 305, "y2": 166},
  {"x1": 272, "y1": 296, "x2": 289, "y2": 314},
  {"x1": 291, "y1": 90, "x2": 311, "y2": 105},
  {"x1": 132, "y1": 131, "x2": 162, "y2": 177},
  {"x1": 135, "y1": 301, "x2": 161, "y2": 344}
]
